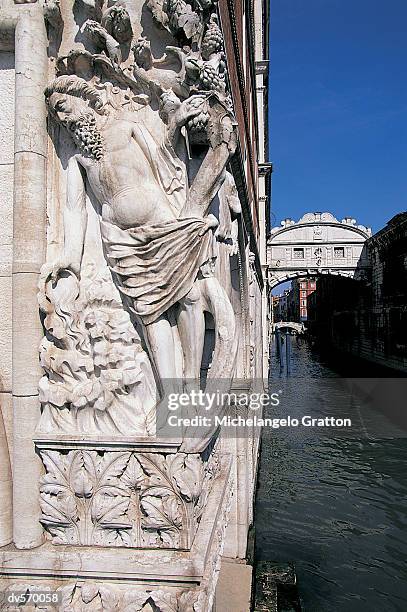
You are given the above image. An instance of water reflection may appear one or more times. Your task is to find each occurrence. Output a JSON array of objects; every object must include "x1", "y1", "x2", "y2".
[{"x1": 255, "y1": 337, "x2": 407, "y2": 611}]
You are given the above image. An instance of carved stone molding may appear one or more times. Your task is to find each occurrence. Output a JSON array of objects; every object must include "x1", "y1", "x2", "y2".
[
  {"x1": 0, "y1": 455, "x2": 233, "y2": 611},
  {"x1": 0, "y1": 582, "x2": 207, "y2": 611},
  {"x1": 39, "y1": 447, "x2": 220, "y2": 549}
]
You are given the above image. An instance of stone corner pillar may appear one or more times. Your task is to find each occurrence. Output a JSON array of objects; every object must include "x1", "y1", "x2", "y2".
[{"x1": 12, "y1": 3, "x2": 48, "y2": 549}]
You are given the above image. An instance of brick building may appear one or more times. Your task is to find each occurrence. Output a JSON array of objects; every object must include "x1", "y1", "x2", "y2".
[
  {"x1": 288, "y1": 277, "x2": 317, "y2": 322},
  {"x1": 308, "y1": 213, "x2": 407, "y2": 372}
]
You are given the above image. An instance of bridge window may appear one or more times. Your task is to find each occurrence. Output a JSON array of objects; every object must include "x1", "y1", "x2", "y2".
[
  {"x1": 293, "y1": 248, "x2": 304, "y2": 259},
  {"x1": 334, "y1": 247, "x2": 345, "y2": 258}
]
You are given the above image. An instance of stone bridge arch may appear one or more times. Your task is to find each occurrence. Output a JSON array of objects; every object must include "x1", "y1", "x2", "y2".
[
  {"x1": 267, "y1": 212, "x2": 371, "y2": 289},
  {"x1": 273, "y1": 321, "x2": 305, "y2": 334}
]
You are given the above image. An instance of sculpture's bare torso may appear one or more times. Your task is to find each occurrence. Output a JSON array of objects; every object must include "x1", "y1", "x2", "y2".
[{"x1": 78, "y1": 119, "x2": 177, "y2": 228}]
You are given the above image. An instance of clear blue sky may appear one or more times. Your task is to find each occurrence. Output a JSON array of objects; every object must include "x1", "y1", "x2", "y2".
[{"x1": 269, "y1": 0, "x2": 407, "y2": 233}]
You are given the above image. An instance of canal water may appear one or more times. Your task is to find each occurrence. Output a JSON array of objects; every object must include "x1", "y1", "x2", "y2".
[{"x1": 255, "y1": 335, "x2": 407, "y2": 612}]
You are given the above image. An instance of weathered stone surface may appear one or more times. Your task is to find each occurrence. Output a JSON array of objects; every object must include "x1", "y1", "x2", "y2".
[
  {"x1": 215, "y1": 560, "x2": 253, "y2": 612},
  {"x1": 0, "y1": 0, "x2": 268, "y2": 607},
  {"x1": 13, "y1": 395, "x2": 45, "y2": 549},
  {"x1": 0, "y1": 278, "x2": 12, "y2": 393},
  {"x1": 0, "y1": 165, "x2": 13, "y2": 278},
  {"x1": 0, "y1": 51, "x2": 14, "y2": 164},
  {"x1": 12, "y1": 272, "x2": 43, "y2": 395},
  {"x1": 0, "y1": 396, "x2": 12, "y2": 547},
  {"x1": 0, "y1": 394, "x2": 12, "y2": 464}
]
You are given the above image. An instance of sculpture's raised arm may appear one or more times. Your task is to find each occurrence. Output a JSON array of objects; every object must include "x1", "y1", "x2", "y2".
[{"x1": 181, "y1": 97, "x2": 237, "y2": 219}]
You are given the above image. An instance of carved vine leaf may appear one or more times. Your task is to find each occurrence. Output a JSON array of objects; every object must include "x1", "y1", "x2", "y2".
[
  {"x1": 91, "y1": 494, "x2": 130, "y2": 527},
  {"x1": 135, "y1": 454, "x2": 189, "y2": 546},
  {"x1": 150, "y1": 588, "x2": 205, "y2": 612},
  {"x1": 136, "y1": 453, "x2": 173, "y2": 488},
  {"x1": 57, "y1": 584, "x2": 76, "y2": 612},
  {"x1": 57, "y1": 583, "x2": 122, "y2": 612},
  {"x1": 146, "y1": 0, "x2": 169, "y2": 29},
  {"x1": 172, "y1": 454, "x2": 204, "y2": 502},
  {"x1": 147, "y1": 0, "x2": 202, "y2": 42},
  {"x1": 70, "y1": 451, "x2": 95, "y2": 498},
  {"x1": 39, "y1": 451, "x2": 80, "y2": 544},
  {"x1": 97, "y1": 451, "x2": 131, "y2": 489},
  {"x1": 178, "y1": 588, "x2": 206, "y2": 612},
  {"x1": 141, "y1": 493, "x2": 183, "y2": 530},
  {"x1": 150, "y1": 590, "x2": 179, "y2": 612},
  {"x1": 39, "y1": 492, "x2": 79, "y2": 546},
  {"x1": 121, "y1": 454, "x2": 146, "y2": 491},
  {"x1": 41, "y1": 450, "x2": 69, "y2": 487},
  {"x1": 139, "y1": 452, "x2": 213, "y2": 547},
  {"x1": 173, "y1": 3, "x2": 202, "y2": 41},
  {"x1": 121, "y1": 591, "x2": 150, "y2": 612},
  {"x1": 136, "y1": 453, "x2": 211, "y2": 548},
  {"x1": 96, "y1": 585, "x2": 121, "y2": 612},
  {"x1": 80, "y1": 583, "x2": 100, "y2": 605},
  {"x1": 90, "y1": 452, "x2": 134, "y2": 544}
]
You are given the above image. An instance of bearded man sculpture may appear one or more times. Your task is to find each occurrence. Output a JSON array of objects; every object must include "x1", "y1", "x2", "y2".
[{"x1": 44, "y1": 75, "x2": 238, "y2": 450}]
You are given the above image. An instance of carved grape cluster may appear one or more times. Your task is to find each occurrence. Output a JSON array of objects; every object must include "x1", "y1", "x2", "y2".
[
  {"x1": 199, "y1": 62, "x2": 224, "y2": 93},
  {"x1": 201, "y1": 15, "x2": 223, "y2": 60}
]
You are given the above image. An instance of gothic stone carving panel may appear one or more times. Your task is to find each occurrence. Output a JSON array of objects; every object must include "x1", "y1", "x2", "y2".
[{"x1": 39, "y1": 447, "x2": 220, "y2": 549}]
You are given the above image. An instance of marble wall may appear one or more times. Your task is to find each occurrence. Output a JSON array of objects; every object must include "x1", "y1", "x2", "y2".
[{"x1": 0, "y1": 51, "x2": 14, "y2": 464}]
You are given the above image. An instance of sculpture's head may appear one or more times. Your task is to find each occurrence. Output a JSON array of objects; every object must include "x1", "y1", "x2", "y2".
[
  {"x1": 45, "y1": 76, "x2": 105, "y2": 160},
  {"x1": 46, "y1": 91, "x2": 88, "y2": 128},
  {"x1": 66, "y1": 50, "x2": 94, "y2": 79},
  {"x1": 45, "y1": 75, "x2": 103, "y2": 117}
]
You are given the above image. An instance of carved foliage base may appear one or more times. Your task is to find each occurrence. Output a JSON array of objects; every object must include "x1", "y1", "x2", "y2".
[
  {"x1": 0, "y1": 582, "x2": 206, "y2": 612},
  {"x1": 39, "y1": 448, "x2": 220, "y2": 549}
]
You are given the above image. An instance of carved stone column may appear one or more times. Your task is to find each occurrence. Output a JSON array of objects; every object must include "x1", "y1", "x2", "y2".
[{"x1": 12, "y1": 4, "x2": 48, "y2": 549}]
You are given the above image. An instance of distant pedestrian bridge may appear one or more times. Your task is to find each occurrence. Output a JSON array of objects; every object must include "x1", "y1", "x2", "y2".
[
  {"x1": 267, "y1": 212, "x2": 371, "y2": 289},
  {"x1": 273, "y1": 322, "x2": 305, "y2": 334}
]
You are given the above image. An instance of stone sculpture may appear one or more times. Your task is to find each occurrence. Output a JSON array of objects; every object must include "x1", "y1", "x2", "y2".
[
  {"x1": 39, "y1": 0, "x2": 239, "y2": 451},
  {"x1": 0, "y1": 1, "x2": 259, "y2": 608}
]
